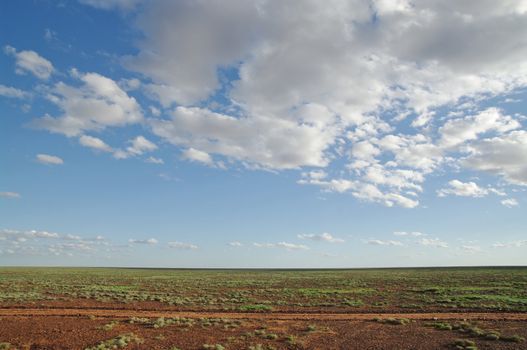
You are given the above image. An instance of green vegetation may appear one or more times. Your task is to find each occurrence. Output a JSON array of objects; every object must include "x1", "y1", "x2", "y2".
[
  {"x1": 374, "y1": 317, "x2": 410, "y2": 325},
  {"x1": 426, "y1": 321, "x2": 525, "y2": 344},
  {"x1": 0, "y1": 267, "x2": 526, "y2": 312},
  {"x1": 453, "y1": 339, "x2": 477, "y2": 350},
  {"x1": 101, "y1": 320, "x2": 119, "y2": 331},
  {"x1": 239, "y1": 304, "x2": 273, "y2": 312},
  {"x1": 84, "y1": 333, "x2": 142, "y2": 350},
  {"x1": 202, "y1": 344, "x2": 225, "y2": 350}
]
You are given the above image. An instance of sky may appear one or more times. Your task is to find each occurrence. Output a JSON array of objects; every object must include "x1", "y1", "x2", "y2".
[{"x1": 1, "y1": 0, "x2": 526, "y2": 268}]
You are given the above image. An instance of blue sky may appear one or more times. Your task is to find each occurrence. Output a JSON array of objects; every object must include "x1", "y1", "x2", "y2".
[{"x1": 1, "y1": 0, "x2": 526, "y2": 267}]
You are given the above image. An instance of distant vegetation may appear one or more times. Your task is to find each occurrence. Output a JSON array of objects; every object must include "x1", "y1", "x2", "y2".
[{"x1": 0, "y1": 267, "x2": 526, "y2": 312}]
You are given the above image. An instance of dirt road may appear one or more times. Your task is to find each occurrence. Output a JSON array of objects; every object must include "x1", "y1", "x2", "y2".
[{"x1": 1, "y1": 308, "x2": 526, "y2": 321}]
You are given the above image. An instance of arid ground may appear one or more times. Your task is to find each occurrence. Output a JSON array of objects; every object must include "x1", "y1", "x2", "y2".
[{"x1": 0, "y1": 267, "x2": 526, "y2": 349}]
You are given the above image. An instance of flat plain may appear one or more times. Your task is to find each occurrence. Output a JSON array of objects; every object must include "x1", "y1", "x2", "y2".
[{"x1": 0, "y1": 267, "x2": 526, "y2": 349}]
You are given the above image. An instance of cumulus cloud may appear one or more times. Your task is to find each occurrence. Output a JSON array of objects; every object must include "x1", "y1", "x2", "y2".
[
  {"x1": 36, "y1": 153, "x2": 63, "y2": 165},
  {"x1": 181, "y1": 147, "x2": 214, "y2": 166},
  {"x1": 129, "y1": 238, "x2": 158, "y2": 245},
  {"x1": 437, "y1": 180, "x2": 504, "y2": 198},
  {"x1": 32, "y1": 71, "x2": 143, "y2": 136},
  {"x1": 124, "y1": 136, "x2": 157, "y2": 156},
  {"x1": 501, "y1": 198, "x2": 519, "y2": 208},
  {"x1": 168, "y1": 241, "x2": 198, "y2": 250},
  {"x1": 4, "y1": 45, "x2": 54, "y2": 79},
  {"x1": 0, "y1": 84, "x2": 29, "y2": 99},
  {"x1": 253, "y1": 242, "x2": 309, "y2": 250},
  {"x1": 366, "y1": 239, "x2": 403, "y2": 246},
  {"x1": 114, "y1": 136, "x2": 158, "y2": 159},
  {"x1": 463, "y1": 131, "x2": 527, "y2": 186},
  {"x1": 418, "y1": 238, "x2": 448, "y2": 248},
  {"x1": 20, "y1": 1, "x2": 527, "y2": 208},
  {"x1": 151, "y1": 106, "x2": 336, "y2": 170},
  {"x1": 0, "y1": 228, "x2": 118, "y2": 257},
  {"x1": 79, "y1": 135, "x2": 113, "y2": 152},
  {"x1": 0, "y1": 192, "x2": 21, "y2": 199},
  {"x1": 439, "y1": 108, "x2": 520, "y2": 148},
  {"x1": 297, "y1": 232, "x2": 344, "y2": 243}
]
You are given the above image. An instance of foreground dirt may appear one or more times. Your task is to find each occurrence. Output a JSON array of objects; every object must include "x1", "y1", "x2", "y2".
[
  {"x1": 0, "y1": 309, "x2": 526, "y2": 349},
  {"x1": 1, "y1": 308, "x2": 527, "y2": 321}
]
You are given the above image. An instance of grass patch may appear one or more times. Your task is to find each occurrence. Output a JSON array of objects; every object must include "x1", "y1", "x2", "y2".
[
  {"x1": 453, "y1": 339, "x2": 477, "y2": 350},
  {"x1": 239, "y1": 304, "x2": 273, "y2": 312},
  {"x1": 374, "y1": 317, "x2": 410, "y2": 325},
  {"x1": 84, "y1": 333, "x2": 142, "y2": 350}
]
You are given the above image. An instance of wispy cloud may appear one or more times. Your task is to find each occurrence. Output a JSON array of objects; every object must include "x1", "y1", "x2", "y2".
[
  {"x1": 393, "y1": 231, "x2": 425, "y2": 237},
  {"x1": 0, "y1": 192, "x2": 21, "y2": 199},
  {"x1": 297, "y1": 232, "x2": 344, "y2": 243},
  {"x1": 365, "y1": 239, "x2": 403, "y2": 246},
  {"x1": 129, "y1": 238, "x2": 158, "y2": 245},
  {"x1": 168, "y1": 241, "x2": 198, "y2": 250},
  {"x1": 253, "y1": 242, "x2": 309, "y2": 250},
  {"x1": 418, "y1": 238, "x2": 448, "y2": 248},
  {"x1": 36, "y1": 154, "x2": 63, "y2": 165}
]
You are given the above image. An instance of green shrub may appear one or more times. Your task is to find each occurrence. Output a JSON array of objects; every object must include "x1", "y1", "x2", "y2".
[
  {"x1": 84, "y1": 333, "x2": 142, "y2": 350},
  {"x1": 454, "y1": 339, "x2": 477, "y2": 350},
  {"x1": 501, "y1": 335, "x2": 525, "y2": 343}
]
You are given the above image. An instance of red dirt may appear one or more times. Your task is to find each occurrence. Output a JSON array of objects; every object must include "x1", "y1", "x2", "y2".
[
  {"x1": 0, "y1": 315, "x2": 526, "y2": 350},
  {"x1": 1, "y1": 308, "x2": 527, "y2": 320}
]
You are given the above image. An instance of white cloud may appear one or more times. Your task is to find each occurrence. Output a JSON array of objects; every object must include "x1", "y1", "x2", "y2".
[
  {"x1": 79, "y1": 135, "x2": 113, "y2": 152},
  {"x1": 0, "y1": 192, "x2": 21, "y2": 199},
  {"x1": 0, "y1": 84, "x2": 29, "y2": 99},
  {"x1": 297, "y1": 232, "x2": 344, "y2": 243},
  {"x1": 36, "y1": 154, "x2": 63, "y2": 165},
  {"x1": 501, "y1": 198, "x2": 519, "y2": 208},
  {"x1": 129, "y1": 238, "x2": 158, "y2": 245},
  {"x1": 492, "y1": 240, "x2": 527, "y2": 248},
  {"x1": 151, "y1": 106, "x2": 337, "y2": 170},
  {"x1": 4, "y1": 45, "x2": 54, "y2": 79},
  {"x1": 437, "y1": 180, "x2": 501, "y2": 198},
  {"x1": 145, "y1": 156, "x2": 164, "y2": 164},
  {"x1": 439, "y1": 108, "x2": 520, "y2": 148},
  {"x1": 181, "y1": 147, "x2": 214, "y2": 166},
  {"x1": 463, "y1": 131, "x2": 527, "y2": 186},
  {"x1": 298, "y1": 173, "x2": 419, "y2": 208},
  {"x1": 168, "y1": 241, "x2": 198, "y2": 250},
  {"x1": 0, "y1": 229, "x2": 59, "y2": 239},
  {"x1": 393, "y1": 231, "x2": 425, "y2": 237},
  {"x1": 366, "y1": 239, "x2": 403, "y2": 246},
  {"x1": 79, "y1": 0, "x2": 141, "y2": 11},
  {"x1": 112, "y1": 136, "x2": 158, "y2": 160},
  {"x1": 460, "y1": 245, "x2": 482, "y2": 254},
  {"x1": 32, "y1": 72, "x2": 143, "y2": 136},
  {"x1": 228, "y1": 241, "x2": 243, "y2": 247},
  {"x1": 15, "y1": 1, "x2": 527, "y2": 209},
  {"x1": 125, "y1": 136, "x2": 157, "y2": 156},
  {"x1": 418, "y1": 238, "x2": 448, "y2": 248},
  {"x1": 253, "y1": 242, "x2": 309, "y2": 250}
]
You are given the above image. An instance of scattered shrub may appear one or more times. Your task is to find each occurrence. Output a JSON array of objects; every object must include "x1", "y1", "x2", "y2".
[
  {"x1": 454, "y1": 339, "x2": 477, "y2": 350},
  {"x1": 202, "y1": 344, "x2": 225, "y2": 350},
  {"x1": 84, "y1": 333, "x2": 142, "y2": 350},
  {"x1": 501, "y1": 335, "x2": 525, "y2": 343}
]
